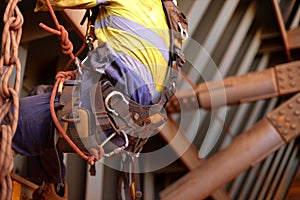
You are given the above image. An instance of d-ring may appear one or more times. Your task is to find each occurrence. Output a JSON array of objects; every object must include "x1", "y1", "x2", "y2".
[{"x1": 105, "y1": 91, "x2": 129, "y2": 116}]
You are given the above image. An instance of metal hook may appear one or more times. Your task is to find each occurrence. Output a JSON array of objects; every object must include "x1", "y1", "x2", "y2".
[{"x1": 105, "y1": 91, "x2": 129, "y2": 116}]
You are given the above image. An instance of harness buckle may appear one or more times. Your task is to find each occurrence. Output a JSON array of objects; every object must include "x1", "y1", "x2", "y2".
[{"x1": 105, "y1": 91, "x2": 129, "y2": 116}]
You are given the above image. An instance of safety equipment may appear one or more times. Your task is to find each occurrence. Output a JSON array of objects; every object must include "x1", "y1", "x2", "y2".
[
  {"x1": 55, "y1": 0, "x2": 188, "y2": 159},
  {"x1": 53, "y1": 1, "x2": 188, "y2": 199},
  {"x1": 163, "y1": 0, "x2": 188, "y2": 69}
]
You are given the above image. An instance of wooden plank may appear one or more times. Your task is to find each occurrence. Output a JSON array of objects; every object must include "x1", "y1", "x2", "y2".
[
  {"x1": 11, "y1": 173, "x2": 38, "y2": 191},
  {"x1": 11, "y1": 173, "x2": 39, "y2": 199},
  {"x1": 12, "y1": 180, "x2": 21, "y2": 200}
]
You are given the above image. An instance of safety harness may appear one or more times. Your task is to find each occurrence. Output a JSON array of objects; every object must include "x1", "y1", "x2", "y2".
[{"x1": 53, "y1": 1, "x2": 188, "y2": 199}]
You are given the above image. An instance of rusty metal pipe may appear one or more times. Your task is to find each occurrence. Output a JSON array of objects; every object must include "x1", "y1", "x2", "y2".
[
  {"x1": 159, "y1": 118, "x2": 231, "y2": 200},
  {"x1": 161, "y1": 92, "x2": 300, "y2": 200},
  {"x1": 161, "y1": 118, "x2": 284, "y2": 200},
  {"x1": 197, "y1": 67, "x2": 278, "y2": 109},
  {"x1": 167, "y1": 60, "x2": 300, "y2": 112},
  {"x1": 197, "y1": 60, "x2": 300, "y2": 110}
]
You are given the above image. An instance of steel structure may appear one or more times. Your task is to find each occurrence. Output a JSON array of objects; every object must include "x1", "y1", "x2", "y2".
[
  {"x1": 2, "y1": 0, "x2": 300, "y2": 199},
  {"x1": 159, "y1": 1, "x2": 300, "y2": 199}
]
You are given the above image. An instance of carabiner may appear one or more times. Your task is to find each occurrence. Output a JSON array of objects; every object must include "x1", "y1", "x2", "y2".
[{"x1": 105, "y1": 91, "x2": 129, "y2": 116}]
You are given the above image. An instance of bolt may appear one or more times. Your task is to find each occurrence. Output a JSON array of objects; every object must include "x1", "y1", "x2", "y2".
[
  {"x1": 288, "y1": 74, "x2": 294, "y2": 79},
  {"x1": 283, "y1": 130, "x2": 289, "y2": 135},
  {"x1": 277, "y1": 123, "x2": 282, "y2": 129},
  {"x1": 279, "y1": 110, "x2": 285, "y2": 115},
  {"x1": 290, "y1": 82, "x2": 296, "y2": 87},
  {"x1": 277, "y1": 69, "x2": 283, "y2": 73}
]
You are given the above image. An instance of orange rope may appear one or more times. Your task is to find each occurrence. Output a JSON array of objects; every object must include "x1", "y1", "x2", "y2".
[
  {"x1": 39, "y1": 0, "x2": 75, "y2": 60},
  {"x1": 38, "y1": 0, "x2": 89, "y2": 71},
  {"x1": 49, "y1": 71, "x2": 89, "y2": 160},
  {"x1": 0, "y1": 0, "x2": 23, "y2": 198},
  {"x1": 39, "y1": 0, "x2": 104, "y2": 165},
  {"x1": 64, "y1": 43, "x2": 87, "y2": 71},
  {"x1": 50, "y1": 71, "x2": 104, "y2": 165}
]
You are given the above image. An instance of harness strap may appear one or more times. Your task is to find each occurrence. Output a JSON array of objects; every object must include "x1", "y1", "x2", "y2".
[
  {"x1": 56, "y1": 82, "x2": 100, "y2": 153},
  {"x1": 161, "y1": 0, "x2": 188, "y2": 86},
  {"x1": 92, "y1": 80, "x2": 112, "y2": 131},
  {"x1": 118, "y1": 155, "x2": 142, "y2": 200},
  {"x1": 101, "y1": 81, "x2": 167, "y2": 131}
]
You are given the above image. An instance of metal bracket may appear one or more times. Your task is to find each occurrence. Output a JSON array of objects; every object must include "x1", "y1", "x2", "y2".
[{"x1": 267, "y1": 93, "x2": 300, "y2": 142}]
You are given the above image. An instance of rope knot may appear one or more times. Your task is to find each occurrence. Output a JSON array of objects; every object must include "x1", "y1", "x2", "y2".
[
  {"x1": 55, "y1": 70, "x2": 77, "y2": 81},
  {"x1": 38, "y1": 0, "x2": 75, "y2": 60},
  {"x1": 58, "y1": 25, "x2": 74, "y2": 56}
]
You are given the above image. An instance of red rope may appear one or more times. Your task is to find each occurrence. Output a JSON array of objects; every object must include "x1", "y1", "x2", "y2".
[
  {"x1": 39, "y1": 0, "x2": 104, "y2": 165},
  {"x1": 38, "y1": 0, "x2": 75, "y2": 60},
  {"x1": 50, "y1": 71, "x2": 104, "y2": 165},
  {"x1": 0, "y1": 0, "x2": 23, "y2": 198}
]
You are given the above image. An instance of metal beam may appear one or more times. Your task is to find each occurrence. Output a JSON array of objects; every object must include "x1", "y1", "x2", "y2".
[
  {"x1": 161, "y1": 92, "x2": 300, "y2": 200},
  {"x1": 258, "y1": 27, "x2": 300, "y2": 54},
  {"x1": 159, "y1": 117, "x2": 230, "y2": 200},
  {"x1": 167, "y1": 60, "x2": 300, "y2": 112},
  {"x1": 287, "y1": 27, "x2": 300, "y2": 49},
  {"x1": 272, "y1": 0, "x2": 292, "y2": 60}
]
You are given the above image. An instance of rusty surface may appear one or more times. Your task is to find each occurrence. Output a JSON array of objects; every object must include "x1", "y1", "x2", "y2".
[
  {"x1": 166, "y1": 89, "x2": 199, "y2": 113},
  {"x1": 167, "y1": 61, "x2": 300, "y2": 113},
  {"x1": 267, "y1": 93, "x2": 300, "y2": 142},
  {"x1": 161, "y1": 117, "x2": 286, "y2": 200},
  {"x1": 271, "y1": 0, "x2": 292, "y2": 60},
  {"x1": 275, "y1": 60, "x2": 300, "y2": 96},
  {"x1": 197, "y1": 68, "x2": 278, "y2": 109},
  {"x1": 159, "y1": 118, "x2": 231, "y2": 200},
  {"x1": 287, "y1": 27, "x2": 300, "y2": 49},
  {"x1": 162, "y1": 92, "x2": 300, "y2": 200}
]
